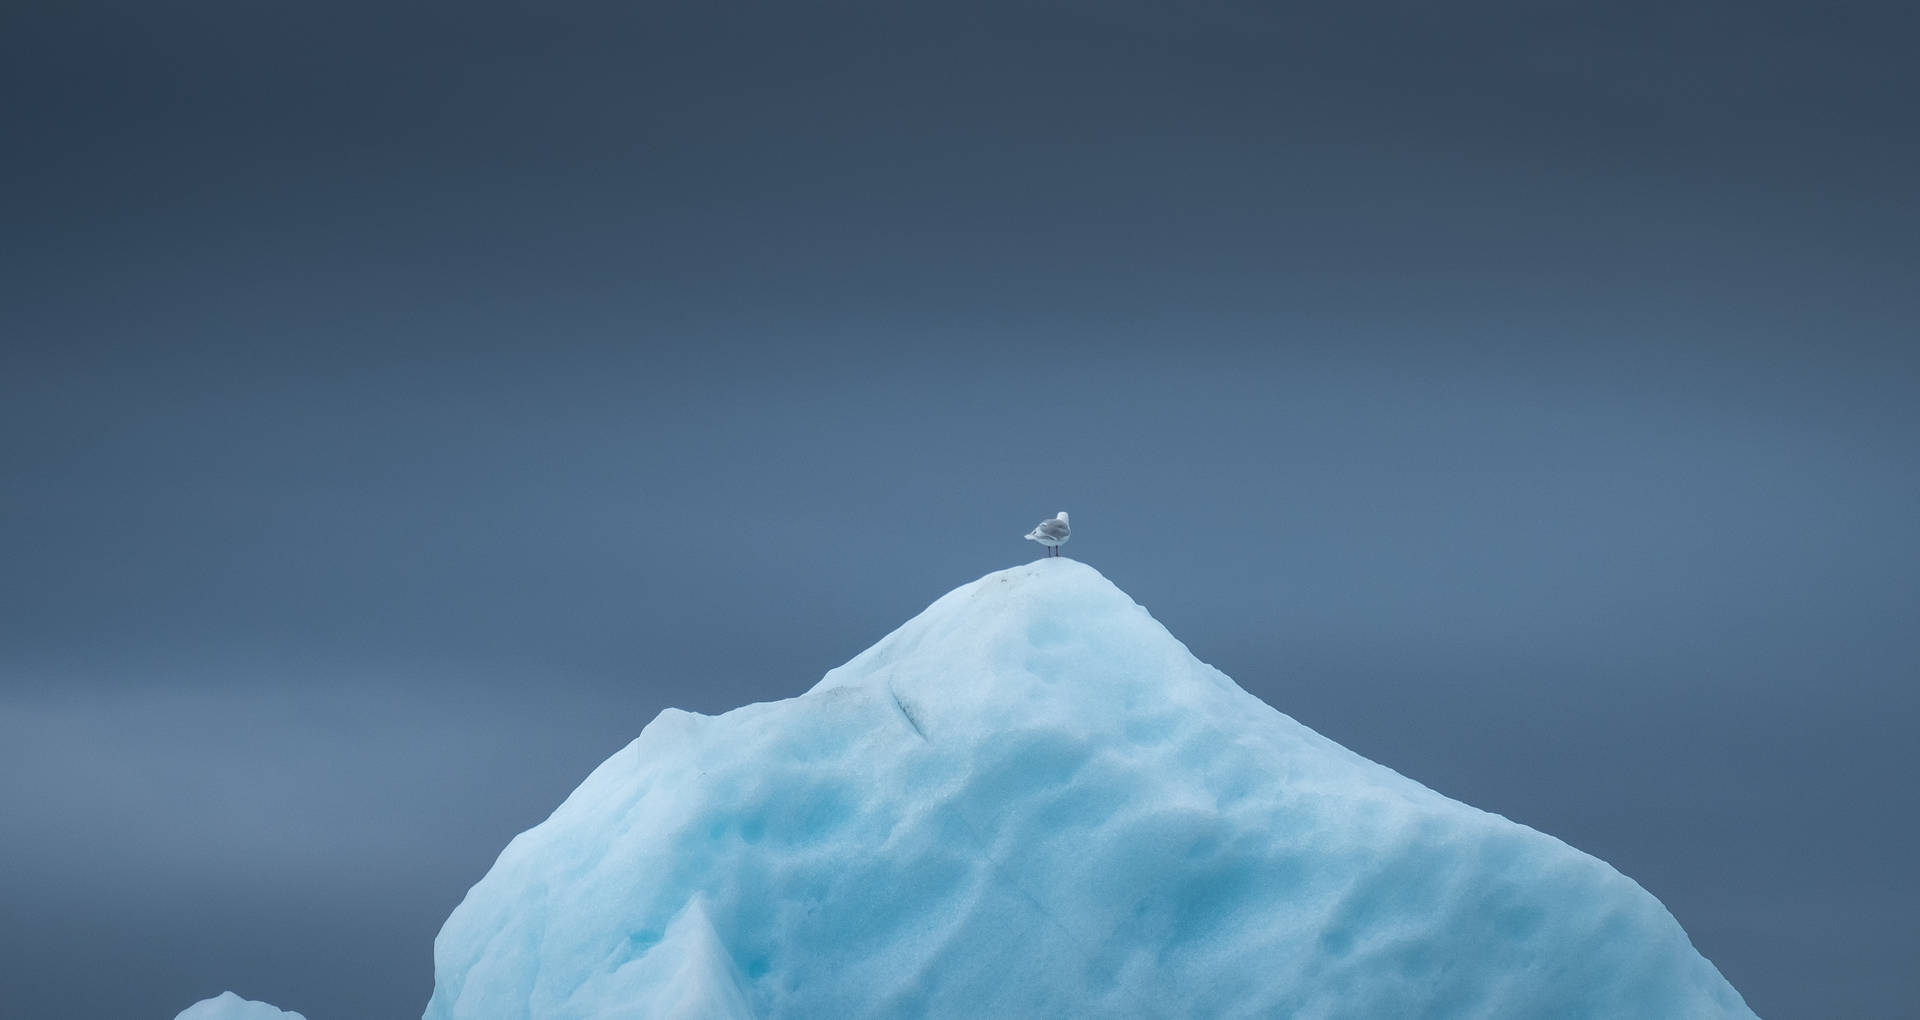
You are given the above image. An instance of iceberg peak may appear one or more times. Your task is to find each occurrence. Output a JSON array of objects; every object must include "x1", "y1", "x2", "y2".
[{"x1": 427, "y1": 561, "x2": 1755, "y2": 1018}]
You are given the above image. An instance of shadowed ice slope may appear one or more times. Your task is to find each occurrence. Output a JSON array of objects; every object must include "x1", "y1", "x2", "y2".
[{"x1": 426, "y1": 560, "x2": 1755, "y2": 1019}]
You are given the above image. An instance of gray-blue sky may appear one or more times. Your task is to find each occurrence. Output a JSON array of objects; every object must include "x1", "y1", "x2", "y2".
[{"x1": 3, "y1": 3, "x2": 1916, "y2": 1017}]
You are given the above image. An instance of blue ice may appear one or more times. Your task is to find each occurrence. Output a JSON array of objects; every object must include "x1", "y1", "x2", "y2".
[{"x1": 426, "y1": 560, "x2": 1755, "y2": 1018}]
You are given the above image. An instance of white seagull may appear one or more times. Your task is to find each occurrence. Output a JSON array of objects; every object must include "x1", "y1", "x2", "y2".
[{"x1": 1025, "y1": 511, "x2": 1071, "y2": 557}]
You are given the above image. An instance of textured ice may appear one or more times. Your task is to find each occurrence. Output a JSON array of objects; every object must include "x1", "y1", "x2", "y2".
[
  {"x1": 174, "y1": 991, "x2": 306, "y2": 1020},
  {"x1": 428, "y1": 560, "x2": 1755, "y2": 1019}
]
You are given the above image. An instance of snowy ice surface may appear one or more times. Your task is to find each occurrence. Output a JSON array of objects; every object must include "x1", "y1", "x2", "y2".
[
  {"x1": 427, "y1": 560, "x2": 1755, "y2": 1019},
  {"x1": 174, "y1": 991, "x2": 306, "y2": 1020}
]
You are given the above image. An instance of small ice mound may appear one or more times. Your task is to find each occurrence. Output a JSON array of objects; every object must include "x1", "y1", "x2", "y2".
[
  {"x1": 173, "y1": 991, "x2": 306, "y2": 1020},
  {"x1": 426, "y1": 561, "x2": 1755, "y2": 1019}
]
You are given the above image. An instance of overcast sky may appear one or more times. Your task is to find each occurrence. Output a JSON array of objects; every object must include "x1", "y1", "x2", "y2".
[{"x1": 3, "y1": 3, "x2": 1916, "y2": 1017}]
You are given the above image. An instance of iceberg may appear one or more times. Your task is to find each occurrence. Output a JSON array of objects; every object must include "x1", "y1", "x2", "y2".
[
  {"x1": 174, "y1": 991, "x2": 306, "y2": 1020},
  {"x1": 428, "y1": 560, "x2": 1755, "y2": 1018}
]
